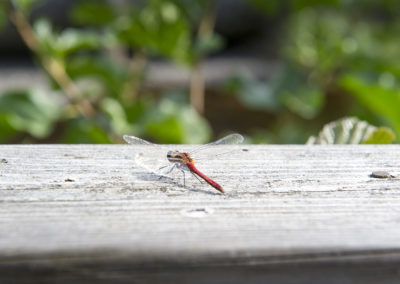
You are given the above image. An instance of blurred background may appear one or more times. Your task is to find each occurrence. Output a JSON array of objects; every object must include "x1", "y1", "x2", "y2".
[{"x1": 0, "y1": 0, "x2": 399, "y2": 144}]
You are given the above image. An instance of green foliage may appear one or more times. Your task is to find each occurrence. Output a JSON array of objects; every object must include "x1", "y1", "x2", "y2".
[
  {"x1": 281, "y1": 87, "x2": 324, "y2": 119},
  {"x1": 114, "y1": 0, "x2": 193, "y2": 64},
  {"x1": 0, "y1": 0, "x2": 218, "y2": 144},
  {"x1": 0, "y1": 89, "x2": 61, "y2": 139},
  {"x1": 2, "y1": 0, "x2": 400, "y2": 144},
  {"x1": 247, "y1": 0, "x2": 280, "y2": 15},
  {"x1": 362, "y1": 127, "x2": 396, "y2": 144},
  {"x1": 70, "y1": 0, "x2": 115, "y2": 26},
  {"x1": 66, "y1": 56, "x2": 126, "y2": 98},
  {"x1": 0, "y1": 2, "x2": 8, "y2": 30},
  {"x1": 100, "y1": 97, "x2": 132, "y2": 135},
  {"x1": 11, "y1": 0, "x2": 44, "y2": 14},
  {"x1": 256, "y1": 1, "x2": 400, "y2": 143},
  {"x1": 193, "y1": 33, "x2": 224, "y2": 59},
  {"x1": 34, "y1": 19, "x2": 102, "y2": 58},
  {"x1": 340, "y1": 75, "x2": 400, "y2": 137},
  {"x1": 225, "y1": 72, "x2": 280, "y2": 112},
  {"x1": 60, "y1": 118, "x2": 111, "y2": 144},
  {"x1": 143, "y1": 98, "x2": 211, "y2": 144}
]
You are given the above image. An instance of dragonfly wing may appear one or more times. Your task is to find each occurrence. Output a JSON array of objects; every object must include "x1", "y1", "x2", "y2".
[
  {"x1": 190, "y1": 133, "x2": 244, "y2": 155},
  {"x1": 123, "y1": 135, "x2": 154, "y2": 145},
  {"x1": 123, "y1": 134, "x2": 170, "y2": 176},
  {"x1": 135, "y1": 152, "x2": 172, "y2": 177},
  {"x1": 209, "y1": 133, "x2": 244, "y2": 145}
]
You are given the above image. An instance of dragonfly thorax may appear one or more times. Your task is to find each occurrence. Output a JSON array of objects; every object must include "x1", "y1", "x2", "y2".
[{"x1": 166, "y1": 151, "x2": 193, "y2": 164}]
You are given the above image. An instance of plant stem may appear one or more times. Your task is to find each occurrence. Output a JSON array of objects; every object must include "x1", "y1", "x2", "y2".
[
  {"x1": 189, "y1": 0, "x2": 216, "y2": 114},
  {"x1": 121, "y1": 50, "x2": 147, "y2": 104},
  {"x1": 9, "y1": 8, "x2": 95, "y2": 118},
  {"x1": 190, "y1": 61, "x2": 205, "y2": 113}
]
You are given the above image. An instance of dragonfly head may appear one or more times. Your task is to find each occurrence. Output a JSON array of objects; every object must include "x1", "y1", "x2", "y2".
[
  {"x1": 167, "y1": 150, "x2": 184, "y2": 163},
  {"x1": 167, "y1": 151, "x2": 192, "y2": 164}
]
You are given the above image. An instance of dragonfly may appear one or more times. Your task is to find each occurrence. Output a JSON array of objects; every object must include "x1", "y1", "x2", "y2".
[{"x1": 123, "y1": 133, "x2": 244, "y2": 194}]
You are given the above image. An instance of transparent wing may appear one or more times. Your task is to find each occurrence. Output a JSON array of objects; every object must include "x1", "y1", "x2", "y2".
[
  {"x1": 136, "y1": 152, "x2": 191, "y2": 179},
  {"x1": 123, "y1": 134, "x2": 167, "y2": 175},
  {"x1": 123, "y1": 133, "x2": 244, "y2": 148},
  {"x1": 123, "y1": 133, "x2": 244, "y2": 178},
  {"x1": 209, "y1": 133, "x2": 244, "y2": 145},
  {"x1": 135, "y1": 152, "x2": 171, "y2": 177},
  {"x1": 123, "y1": 134, "x2": 154, "y2": 145},
  {"x1": 190, "y1": 133, "x2": 244, "y2": 155},
  {"x1": 123, "y1": 134, "x2": 187, "y2": 178},
  {"x1": 189, "y1": 133, "x2": 245, "y2": 163}
]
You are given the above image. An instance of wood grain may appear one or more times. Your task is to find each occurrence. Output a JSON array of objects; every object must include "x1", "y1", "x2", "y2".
[{"x1": 1, "y1": 145, "x2": 400, "y2": 283}]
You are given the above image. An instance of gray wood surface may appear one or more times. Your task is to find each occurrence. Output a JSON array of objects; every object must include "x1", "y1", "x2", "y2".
[{"x1": 1, "y1": 144, "x2": 400, "y2": 283}]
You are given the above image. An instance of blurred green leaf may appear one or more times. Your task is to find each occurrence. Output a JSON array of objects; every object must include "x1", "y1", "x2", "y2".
[
  {"x1": 292, "y1": 0, "x2": 341, "y2": 10},
  {"x1": 194, "y1": 33, "x2": 224, "y2": 57},
  {"x1": 33, "y1": 18, "x2": 55, "y2": 53},
  {"x1": 340, "y1": 75, "x2": 400, "y2": 137},
  {"x1": 73, "y1": 77, "x2": 107, "y2": 100},
  {"x1": 247, "y1": 0, "x2": 281, "y2": 15},
  {"x1": 226, "y1": 72, "x2": 280, "y2": 112},
  {"x1": 285, "y1": 9, "x2": 351, "y2": 75},
  {"x1": 101, "y1": 98, "x2": 132, "y2": 135},
  {"x1": 34, "y1": 19, "x2": 101, "y2": 57},
  {"x1": 115, "y1": 0, "x2": 192, "y2": 64},
  {"x1": 70, "y1": 0, "x2": 115, "y2": 26},
  {"x1": 0, "y1": 89, "x2": 61, "y2": 138},
  {"x1": 282, "y1": 87, "x2": 324, "y2": 119},
  {"x1": 67, "y1": 56, "x2": 125, "y2": 97},
  {"x1": 0, "y1": 113, "x2": 20, "y2": 142},
  {"x1": 61, "y1": 118, "x2": 111, "y2": 143},
  {"x1": 362, "y1": 127, "x2": 396, "y2": 144},
  {"x1": 284, "y1": 7, "x2": 400, "y2": 81},
  {"x1": 11, "y1": 0, "x2": 44, "y2": 14},
  {"x1": 55, "y1": 28, "x2": 101, "y2": 56},
  {"x1": 144, "y1": 98, "x2": 211, "y2": 144},
  {"x1": 306, "y1": 116, "x2": 392, "y2": 144},
  {"x1": 0, "y1": 2, "x2": 8, "y2": 31}
]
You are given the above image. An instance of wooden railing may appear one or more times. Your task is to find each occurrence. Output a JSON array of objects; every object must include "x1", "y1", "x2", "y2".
[{"x1": 1, "y1": 145, "x2": 400, "y2": 283}]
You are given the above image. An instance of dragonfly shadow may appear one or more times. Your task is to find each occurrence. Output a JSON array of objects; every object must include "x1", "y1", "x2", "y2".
[
  {"x1": 133, "y1": 170, "x2": 221, "y2": 196},
  {"x1": 134, "y1": 170, "x2": 176, "y2": 185}
]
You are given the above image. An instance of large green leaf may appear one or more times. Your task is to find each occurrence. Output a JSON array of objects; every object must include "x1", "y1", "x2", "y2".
[
  {"x1": 0, "y1": 89, "x2": 61, "y2": 138},
  {"x1": 340, "y1": 75, "x2": 400, "y2": 137}
]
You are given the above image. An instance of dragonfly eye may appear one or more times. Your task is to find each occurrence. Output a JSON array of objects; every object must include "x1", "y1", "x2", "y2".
[{"x1": 167, "y1": 151, "x2": 182, "y2": 160}]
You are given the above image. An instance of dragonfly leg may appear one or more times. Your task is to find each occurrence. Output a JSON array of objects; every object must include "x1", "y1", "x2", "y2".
[
  {"x1": 191, "y1": 171, "x2": 204, "y2": 184},
  {"x1": 164, "y1": 164, "x2": 176, "y2": 175},
  {"x1": 158, "y1": 165, "x2": 169, "y2": 174},
  {"x1": 157, "y1": 164, "x2": 175, "y2": 180},
  {"x1": 180, "y1": 170, "x2": 186, "y2": 187}
]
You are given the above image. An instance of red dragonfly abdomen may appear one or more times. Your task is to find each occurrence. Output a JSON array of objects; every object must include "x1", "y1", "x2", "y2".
[{"x1": 186, "y1": 162, "x2": 224, "y2": 194}]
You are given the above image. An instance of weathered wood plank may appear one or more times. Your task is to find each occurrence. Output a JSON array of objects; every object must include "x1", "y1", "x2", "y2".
[{"x1": 1, "y1": 145, "x2": 400, "y2": 283}]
